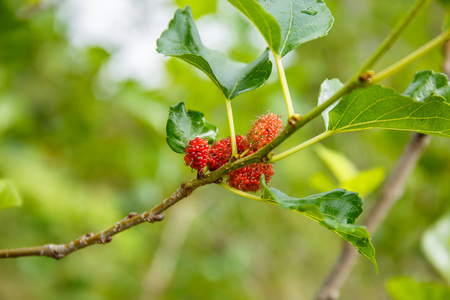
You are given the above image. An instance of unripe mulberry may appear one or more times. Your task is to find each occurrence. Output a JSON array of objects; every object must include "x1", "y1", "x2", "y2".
[
  {"x1": 184, "y1": 137, "x2": 209, "y2": 173},
  {"x1": 247, "y1": 112, "x2": 283, "y2": 150},
  {"x1": 227, "y1": 163, "x2": 274, "y2": 192},
  {"x1": 208, "y1": 135, "x2": 249, "y2": 171}
]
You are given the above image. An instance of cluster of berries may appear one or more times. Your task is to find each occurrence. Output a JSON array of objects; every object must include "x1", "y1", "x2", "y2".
[{"x1": 184, "y1": 113, "x2": 283, "y2": 192}]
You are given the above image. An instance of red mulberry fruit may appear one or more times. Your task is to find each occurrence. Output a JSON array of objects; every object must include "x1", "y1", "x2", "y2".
[
  {"x1": 184, "y1": 137, "x2": 210, "y2": 173},
  {"x1": 227, "y1": 163, "x2": 274, "y2": 192},
  {"x1": 247, "y1": 112, "x2": 283, "y2": 150},
  {"x1": 208, "y1": 135, "x2": 249, "y2": 171}
]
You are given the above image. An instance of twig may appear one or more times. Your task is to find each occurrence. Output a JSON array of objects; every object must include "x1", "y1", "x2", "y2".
[
  {"x1": 316, "y1": 35, "x2": 450, "y2": 300},
  {"x1": 0, "y1": 178, "x2": 202, "y2": 259},
  {"x1": 315, "y1": 132, "x2": 431, "y2": 300}
]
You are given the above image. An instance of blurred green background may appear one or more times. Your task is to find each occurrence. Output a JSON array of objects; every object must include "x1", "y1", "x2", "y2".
[{"x1": 1, "y1": 0, "x2": 450, "y2": 299}]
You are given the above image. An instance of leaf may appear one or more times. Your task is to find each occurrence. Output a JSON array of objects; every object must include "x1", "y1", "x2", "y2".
[
  {"x1": 0, "y1": 180, "x2": 22, "y2": 210},
  {"x1": 166, "y1": 102, "x2": 218, "y2": 154},
  {"x1": 421, "y1": 213, "x2": 450, "y2": 284},
  {"x1": 315, "y1": 144, "x2": 358, "y2": 183},
  {"x1": 314, "y1": 144, "x2": 386, "y2": 198},
  {"x1": 403, "y1": 70, "x2": 450, "y2": 102},
  {"x1": 309, "y1": 172, "x2": 336, "y2": 192},
  {"x1": 227, "y1": 0, "x2": 281, "y2": 53},
  {"x1": 261, "y1": 178, "x2": 378, "y2": 271},
  {"x1": 157, "y1": 6, "x2": 272, "y2": 100},
  {"x1": 341, "y1": 167, "x2": 385, "y2": 198},
  {"x1": 322, "y1": 71, "x2": 450, "y2": 136},
  {"x1": 318, "y1": 78, "x2": 345, "y2": 130},
  {"x1": 229, "y1": 0, "x2": 334, "y2": 57},
  {"x1": 387, "y1": 277, "x2": 450, "y2": 300}
]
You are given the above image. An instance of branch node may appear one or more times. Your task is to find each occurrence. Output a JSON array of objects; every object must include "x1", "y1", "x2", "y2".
[
  {"x1": 127, "y1": 212, "x2": 138, "y2": 219},
  {"x1": 288, "y1": 114, "x2": 302, "y2": 126},
  {"x1": 358, "y1": 70, "x2": 375, "y2": 83},
  {"x1": 145, "y1": 213, "x2": 165, "y2": 223}
]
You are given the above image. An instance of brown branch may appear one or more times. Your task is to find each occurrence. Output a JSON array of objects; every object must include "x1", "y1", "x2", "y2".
[
  {"x1": 0, "y1": 107, "x2": 307, "y2": 259},
  {"x1": 316, "y1": 37, "x2": 450, "y2": 300},
  {"x1": 0, "y1": 177, "x2": 205, "y2": 259},
  {"x1": 315, "y1": 132, "x2": 431, "y2": 300}
]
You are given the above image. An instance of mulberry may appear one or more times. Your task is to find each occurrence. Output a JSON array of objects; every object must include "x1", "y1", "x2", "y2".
[
  {"x1": 208, "y1": 135, "x2": 249, "y2": 171},
  {"x1": 227, "y1": 163, "x2": 274, "y2": 192},
  {"x1": 184, "y1": 137, "x2": 210, "y2": 173},
  {"x1": 247, "y1": 112, "x2": 283, "y2": 150}
]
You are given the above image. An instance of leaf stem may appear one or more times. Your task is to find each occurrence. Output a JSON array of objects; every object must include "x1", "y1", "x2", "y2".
[
  {"x1": 296, "y1": 84, "x2": 354, "y2": 130},
  {"x1": 219, "y1": 182, "x2": 268, "y2": 203},
  {"x1": 271, "y1": 131, "x2": 334, "y2": 163},
  {"x1": 274, "y1": 53, "x2": 295, "y2": 118},
  {"x1": 372, "y1": 29, "x2": 450, "y2": 83},
  {"x1": 358, "y1": 0, "x2": 432, "y2": 73},
  {"x1": 225, "y1": 97, "x2": 237, "y2": 156}
]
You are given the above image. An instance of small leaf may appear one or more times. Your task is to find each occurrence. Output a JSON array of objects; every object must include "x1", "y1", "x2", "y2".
[
  {"x1": 341, "y1": 167, "x2": 385, "y2": 198},
  {"x1": 227, "y1": 0, "x2": 281, "y2": 53},
  {"x1": 323, "y1": 72, "x2": 450, "y2": 137},
  {"x1": 261, "y1": 177, "x2": 378, "y2": 271},
  {"x1": 387, "y1": 277, "x2": 450, "y2": 300},
  {"x1": 314, "y1": 145, "x2": 386, "y2": 197},
  {"x1": 315, "y1": 144, "x2": 358, "y2": 183},
  {"x1": 229, "y1": 0, "x2": 334, "y2": 57},
  {"x1": 157, "y1": 6, "x2": 272, "y2": 99},
  {"x1": 309, "y1": 172, "x2": 337, "y2": 192},
  {"x1": 166, "y1": 102, "x2": 218, "y2": 154},
  {"x1": 318, "y1": 78, "x2": 345, "y2": 130},
  {"x1": 0, "y1": 180, "x2": 22, "y2": 210},
  {"x1": 403, "y1": 70, "x2": 450, "y2": 102},
  {"x1": 422, "y1": 213, "x2": 450, "y2": 284}
]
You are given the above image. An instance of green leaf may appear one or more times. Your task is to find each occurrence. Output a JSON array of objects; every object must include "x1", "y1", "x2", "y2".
[
  {"x1": 227, "y1": 0, "x2": 281, "y2": 53},
  {"x1": 166, "y1": 102, "x2": 218, "y2": 154},
  {"x1": 403, "y1": 70, "x2": 450, "y2": 102},
  {"x1": 422, "y1": 213, "x2": 450, "y2": 284},
  {"x1": 387, "y1": 277, "x2": 450, "y2": 300},
  {"x1": 229, "y1": 0, "x2": 334, "y2": 57},
  {"x1": 309, "y1": 172, "x2": 336, "y2": 193},
  {"x1": 0, "y1": 180, "x2": 22, "y2": 210},
  {"x1": 261, "y1": 178, "x2": 378, "y2": 271},
  {"x1": 315, "y1": 144, "x2": 358, "y2": 183},
  {"x1": 322, "y1": 71, "x2": 450, "y2": 136},
  {"x1": 341, "y1": 167, "x2": 385, "y2": 198},
  {"x1": 314, "y1": 144, "x2": 386, "y2": 198},
  {"x1": 318, "y1": 78, "x2": 345, "y2": 130},
  {"x1": 157, "y1": 6, "x2": 272, "y2": 99}
]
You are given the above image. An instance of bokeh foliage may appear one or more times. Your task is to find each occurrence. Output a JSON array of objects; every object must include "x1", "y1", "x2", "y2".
[{"x1": 0, "y1": 0, "x2": 449, "y2": 299}]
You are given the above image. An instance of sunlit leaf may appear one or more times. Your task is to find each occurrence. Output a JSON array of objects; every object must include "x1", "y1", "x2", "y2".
[
  {"x1": 261, "y1": 178, "x2": 378, "y2": 271},
  {"x1": 314, "y1": 144, "x2": 385, "y2": 198},
  {"x1": 318, "y1": 78, "x2": 345, "y2": 130},
  {"x1": 320, "y1": 71, "x2": 450, "y2": 136},
  {"x1": 157, "y1": 6, "x2": 272, "y2": 99},
  {"x1": 166, "y1": 102, "x2": 217, "y2": 154},
  {"x1": 315, "y1": 144, "x2": 358, "y2": 183},
  {"x1": 341, "y1": 167, "x2": 385, "y2": 198},
  {"x1": 0, "y1": 180, "x2": 22, "y2": 210},
  {"x1": 227, "y1": 0, "x2": 281, "y2": 53},
  {"x1": 387, "y1": 277, "x2": 450, "y2": 300},
  {"x1": 309, "y1": 172, "x2": 336, "y2": 193},
  {"x1": 422, "y1": 213, "x2": 450, "y2": 284},
  {"x1": 229, "y1": 0, "x2": 334, "y2": 57},
  {"x1": 403, "y1": 70, "x2": 450, "y2": 102}
]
